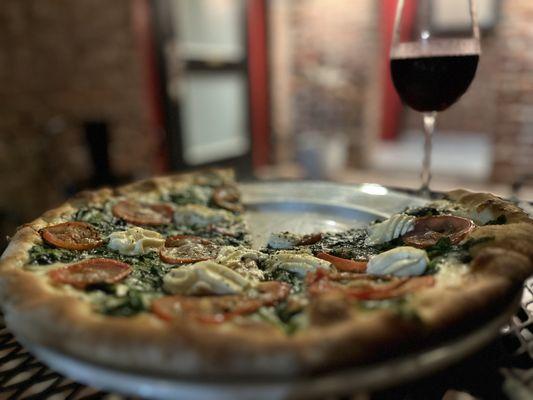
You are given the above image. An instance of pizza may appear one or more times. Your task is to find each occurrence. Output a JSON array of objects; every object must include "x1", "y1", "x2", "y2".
[{"x1": 0, "y1": 169, "x2": 532, "y2": 378}]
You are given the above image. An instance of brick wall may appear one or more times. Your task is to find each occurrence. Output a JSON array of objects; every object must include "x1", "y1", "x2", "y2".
[
  {"x1": 271, "y1": 1, "x2": 533, "y2": 186},
  {"x1": 0, "y1": 0, "x2": 155, "y2": 237},
  {"x1": 491, "y1": 0, "x2": 533, "y2": 183},
  {"x1": 271, "y1": 0, "x2": 379, "y2": 172}
]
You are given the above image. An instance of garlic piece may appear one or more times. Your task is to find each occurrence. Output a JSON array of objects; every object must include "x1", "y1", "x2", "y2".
[
  {"x1": 367, "y1": 246, "x2": 428, "y2": 277},
  {"x1": 215, "y1": 246, "x2": 265, "y2": 282},
  {"x1": 365, "y1": 214, "x2": 415, "y2": 245},
  {"x1": 108, "y1": 227, "x2": 164, "y2": 256}
]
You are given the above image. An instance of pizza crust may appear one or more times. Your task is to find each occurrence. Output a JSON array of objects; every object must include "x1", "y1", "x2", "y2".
[{"x1": 0, "y1": 179, "x2": 532, "y2": 377}]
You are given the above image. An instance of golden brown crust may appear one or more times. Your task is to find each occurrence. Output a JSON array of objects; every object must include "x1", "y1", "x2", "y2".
[{"x1": 0, "y1": 183, "x2": 531, "y2": 377}]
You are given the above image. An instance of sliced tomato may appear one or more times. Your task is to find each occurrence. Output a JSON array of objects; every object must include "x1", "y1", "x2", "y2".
[
  {"x1": 347, "y1": 276, "x2": 435, "y2": 300},
  {"x1": 41, "y1": 221, "x2": 103, "y2": 251},
  {"x1": 306, "y1": 269, "x2": 434, "y2": 300},
  {"x1": 112, "y1": 200, "x2": 173, "y2": 226},
  {"x1": 316, "y1": 252, "x2": 367, "y2": 272},
  {"x1": 48, "y1": 258, "x2": 131, "y2": 289},
  {"x1": 213, "y1": 185, "x2": 243, "y2": 213},
  {"x1": 151, "y1": 294, "x2": 262, "y2": 323},
  {"x1": 160, "y1": 235, "x2": 219, "y2": 264},
  {"x1": 402, "y1": 215, "x2": 475, "y2": 248},
  {"x1": 297, "y1": 232, "x2": 323, "y2": 246},
  {"x1": 255, "y1": 281, "x2": 291, "y2": 305}
]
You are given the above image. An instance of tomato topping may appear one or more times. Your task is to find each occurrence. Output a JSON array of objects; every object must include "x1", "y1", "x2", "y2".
[
  {"x1": 41, "y1": 222, "x2": 103, "y2": 251},
  {"x1": 306, "y1": 270, "x2": 434, "y2": 300},
  {"x1": 212, "y1": 185, "x2": 243, "y2": 213},
  {"x1": 152, "y1": 280, "x2": 290, "y2": 323},
  {"x1": 112, "y1": 200, "x2": 173, "y2": 226},
  {"x1": 402, "y1": 215, "x2": 475, "y2": 248},
  {"x1": 297, "y1": 233, "x2": 323, "y2": 246},
  {"x1": 160, "y1": 235, "x2": 219, "y2": 264},
  {"x1": 316, "y1": 252, "x2": 367, "y2": 272},
  {"x1": 151, "y1": 295, "x2": 262, "y2": 323},
  {"x1": 48, "y1": 258, "x2": 132, "y2": 289},
  {"x1": 255, "y1": 281, "x2": 291, "y2": 305},
  {"x1": 347, "y1": 276, "x2": 435, "y2": 300}
]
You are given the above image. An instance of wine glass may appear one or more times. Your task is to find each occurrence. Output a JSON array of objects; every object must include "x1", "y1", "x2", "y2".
[{"x1": 390, "y1": 0, "x2": 480, "y2": 196}]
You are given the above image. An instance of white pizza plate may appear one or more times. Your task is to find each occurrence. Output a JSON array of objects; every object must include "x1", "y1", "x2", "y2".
[{"x1": 13, "y1": 182, "x2": 522, "y2": 399}]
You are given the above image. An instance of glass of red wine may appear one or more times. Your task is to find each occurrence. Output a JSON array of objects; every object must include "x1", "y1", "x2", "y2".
[{"x1": 390, "y1": 0, "x2": 480, "y2": 196}]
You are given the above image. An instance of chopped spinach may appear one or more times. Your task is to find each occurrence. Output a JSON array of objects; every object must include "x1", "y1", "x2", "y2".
[
  {"x1": 404, "y1": 207, "x2": 440, "y2": 217},
  {"x1": 311, "y1": 228, "x2": 376, "y2": 260},
  {"x1": 461, "y1": 236, "x2": 494, "y2": 250},
  {"x1": 484, "y1": 215, "x2": 507, "y2": 225},
  {"x1": 72, "y1": 206, "x2": 126, "y2": 235},
  {"x1": 371, "y1": 237, "x2": 404, "y2": 253},
  {"x1": 28, "y1": 244, "x2": 78, "y2": 265},
  {"x1": 425, "y1": 237, "x2": 453, "y2": 259},
  {"x1": 100, "y1": 289, "x2": 150, "y2": 317},
  {"x1": 275, "y1": 301, "x2": 302, "y2": 324},
  {"x1": 263, "y1": 269, "x2": 303, "y2": 293}
]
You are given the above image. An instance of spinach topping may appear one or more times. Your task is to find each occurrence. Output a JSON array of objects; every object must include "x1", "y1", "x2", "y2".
[
  {"x1": 99, "y1": 289, "x2": 152, "y2": 317},
  {"x1": 425, "y1": 237, "x2": 453, "y2": 259},
  {"x1": 28, "y1": 244, "x2": 79, "y2": 265},
  {"x1": 404, "y1": 206, "x2": 440, "y2": 217},
  {"x1": 370, "y1": 237, "x2": 404, "y2": 253},
  {"x1": 311, "y1": 228, "x2": 376, "y2": 260},
  {"x1": 484, "y1": 215, "x2": 507, "y2": 225},
  {"x1": 72, "y1": 206, "x2": 126, "y2": 236},
  {"x1": 164, "y1": 189, "x2": 208, "y2": 206},
  {"x1": 263, "y1": 268, "x2": 303, "y2": 293}
]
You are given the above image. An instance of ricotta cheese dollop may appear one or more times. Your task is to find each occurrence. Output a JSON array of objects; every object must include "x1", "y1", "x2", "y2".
[
  {"x1": 267, "y1": 251, "x2": 332, "y2": 278},
  {"x1": 107, "y1": 227, "x2": 165, "y2": 256},
  {"x1": 163, "y1": 260, "x2": 250, "y2": 295},
  {"x1": 365, "y1": 214, "x2": 415, "y2": 246},
  {"x1": 367, "y1": 246, "x2": 428, "y2": 277}
]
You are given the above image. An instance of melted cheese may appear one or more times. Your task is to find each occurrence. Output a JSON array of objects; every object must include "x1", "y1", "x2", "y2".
[
  {"x1": 266, "y1": 251, "x2": 332, "y2": 277},
  {"x1": 215, "y1": 246, "x2": 265, "y2": 282},
  {"x1": 108, "y1": 227, "x2": 164, "y2": 256},
  {"x1": 367, "y1": 246, "x2": 428, "y2": 277},
  {"x1": 163, "y1": 260, "x2": 250, "y2": 295},
  {"x1": 435, "y1": 258, "x2": 469, "y2": 288},
  {"x1": 174, "y1": 204, "x2": 234, "y2": 227},
  {"x1": 365, "y1": 214, "x2": 415, "y2": 245},
  {"x1": 429, "y1": 199, "x2": 495, "y2": 225}
]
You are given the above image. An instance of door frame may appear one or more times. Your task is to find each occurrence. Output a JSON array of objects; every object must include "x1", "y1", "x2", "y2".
[{"x1": 149, "y1": 0, "x2": 270, "y2": 174}]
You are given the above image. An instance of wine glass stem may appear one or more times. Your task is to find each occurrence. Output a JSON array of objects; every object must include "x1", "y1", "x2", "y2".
[{"x1": 420, "y1": 111, "x2": 437, "y2": 197}]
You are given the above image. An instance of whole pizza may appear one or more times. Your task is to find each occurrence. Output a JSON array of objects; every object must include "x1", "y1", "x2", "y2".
[{"x1": 1, "y1": 169, "x2": 532, "y2": 377}]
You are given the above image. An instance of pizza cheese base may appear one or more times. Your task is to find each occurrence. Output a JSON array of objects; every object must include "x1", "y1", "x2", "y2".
[{"x1": 1, "y1": 170, "x2": 533, "y2": 377}]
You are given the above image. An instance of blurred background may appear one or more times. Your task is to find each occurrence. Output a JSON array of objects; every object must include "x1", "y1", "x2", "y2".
[{"x1": 1, "y1": 0, "x2": 532, "y2": 246}]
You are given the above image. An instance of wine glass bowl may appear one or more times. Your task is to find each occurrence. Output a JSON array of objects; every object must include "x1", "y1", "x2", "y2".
[{"x1": 390, "y1": 0, "x2": 480, "y2": 195}]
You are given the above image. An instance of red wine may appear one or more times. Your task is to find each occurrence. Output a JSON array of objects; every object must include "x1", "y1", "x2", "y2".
[{"x1": 390, "y1": 39, "x2": 479, "y2": 112}]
